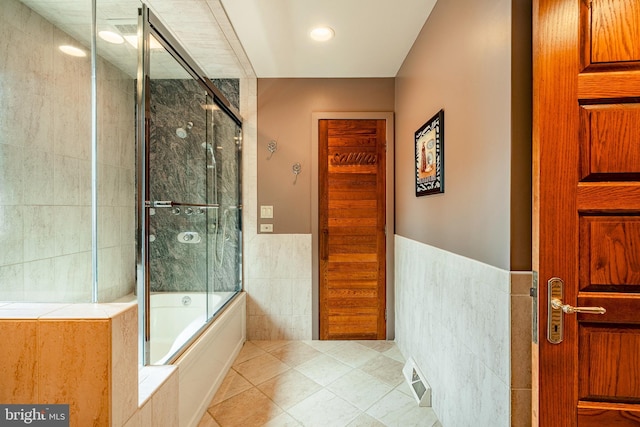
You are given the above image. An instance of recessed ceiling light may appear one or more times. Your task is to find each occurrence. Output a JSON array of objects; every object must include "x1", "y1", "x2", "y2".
[
  {"x1": 59, "y1": 45, "x2": 86, "y2": 57},
  {"x1": 310, "y1": 26, "x2": 335, "y2": 42},
  {"x1": 99, "y1": 30, "x2": 124, "y2": 44}
]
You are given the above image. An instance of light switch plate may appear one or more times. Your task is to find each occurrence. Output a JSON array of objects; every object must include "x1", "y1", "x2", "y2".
[
  {"x1": 260, "y1": 205, "x2": 273, "y2": 219},
  {"x1": 260, "y1": 223, "x2": 273, "y2": 233}
]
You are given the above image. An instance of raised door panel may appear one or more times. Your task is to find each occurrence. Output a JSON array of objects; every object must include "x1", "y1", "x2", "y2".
[
  {"x1": 578, "y1": 403, "x2": 640, "y2": 426},
  {"x1": 580, "y1": 105, "x2": 640, "y2": 179},
  {"x1": 579, "y1": 217, "x2": 640, "y2": 288},
  {"x1": 587, "y1": 0, "x2": 640, "y2": 65},
  {"x1": 577, "y1": 216, "x2": 640, "y2": 424},
  {"x1": 578, "y1": 326, "x2": 640, "y2": 400}
]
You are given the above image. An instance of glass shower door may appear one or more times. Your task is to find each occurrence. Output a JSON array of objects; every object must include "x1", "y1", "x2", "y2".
[
  {"x1": 137, "y1": 6, "x2": 243, "y2": 366},
  {"x1": 204, "y1": 96, "x2": 242, "y2": 320},
  {"x1": 146, "y1": 41, "x2": 212, "y2": 365}
]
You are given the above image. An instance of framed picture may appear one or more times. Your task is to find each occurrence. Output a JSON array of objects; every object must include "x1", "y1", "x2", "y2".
[{"x1": 415, "y1": 109, "x2": 444, "y2": 196}]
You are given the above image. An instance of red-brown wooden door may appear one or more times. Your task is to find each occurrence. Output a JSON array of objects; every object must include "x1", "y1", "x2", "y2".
[
  {"x1": 318, "y1": 119, "x2": 386, "y2": 340},
  {"x1": 534, "y1": 0, "x2": 640, "y2": 425}
]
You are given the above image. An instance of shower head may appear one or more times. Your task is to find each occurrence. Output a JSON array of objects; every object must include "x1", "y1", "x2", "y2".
[{"x1": 176, "y1": 121, "x2": 193, "y2": 139}]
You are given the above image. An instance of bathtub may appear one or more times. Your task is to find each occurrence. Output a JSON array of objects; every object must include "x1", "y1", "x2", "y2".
[
  {"x1": 149, "y1": 291, "x2": 236, "y2": 364},
  {"x1": 173, "y1": 291, "x2": 245, "y2": 426},
  {"x1": 118, "y1": 290, "x2": 246, "y2": 427}
]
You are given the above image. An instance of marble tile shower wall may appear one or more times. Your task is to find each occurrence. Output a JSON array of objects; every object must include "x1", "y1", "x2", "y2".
[
  {"x1": 394, "y1": 235, "x2": 511, "y2": 427},
  {"x1": 212, "y1": 79, "x2": 240, "y2": 112},
  {"x1": 148, "y1": 79, "x2": 240, "y2": 293},
  {"x1": 0, "y1": 0, "x2": 135, "y2": 302}
]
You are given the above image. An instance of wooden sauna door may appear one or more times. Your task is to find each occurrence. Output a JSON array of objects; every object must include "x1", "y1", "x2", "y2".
[
  {"x1": 318, "y1": 119, "x2": 386, "y2": 340},
  {"x1": 534, "y1": 0, "x2": 640, "y2": 425}
]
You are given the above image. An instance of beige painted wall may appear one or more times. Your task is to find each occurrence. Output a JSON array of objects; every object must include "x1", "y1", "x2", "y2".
[
  {"x1": 257, "y1": 78, "x2": 395, "y2": 234},
  {"x1": 510, "y1": 0, "x2": 533, "y2": 271},
  {"x1": 395, "y1": 0, "x2": 531, "y2": 271},
  {"x1": 393, "y1": 0, "x2": 532, "y2": 424}
]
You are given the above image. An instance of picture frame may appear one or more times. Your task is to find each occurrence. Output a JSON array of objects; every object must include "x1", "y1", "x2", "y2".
[{"x1": 415, "y1": 109, "x2": 444, "y2": 197}]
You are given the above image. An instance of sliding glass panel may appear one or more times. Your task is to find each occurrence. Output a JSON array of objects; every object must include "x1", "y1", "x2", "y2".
[
  {"x1": 205, "y1": 94, "x2": 242, "y2": 320},
  {"x1": 147, "y1": 38, "x2": 210, "y2": 364}
]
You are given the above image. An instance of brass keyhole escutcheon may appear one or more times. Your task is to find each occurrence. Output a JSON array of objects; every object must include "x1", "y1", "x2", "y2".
[{"x1": 547, "y1": 278, "x2": 564, "y2": 344}]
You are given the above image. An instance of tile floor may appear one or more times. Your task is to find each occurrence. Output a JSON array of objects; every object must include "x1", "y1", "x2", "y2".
[{"x1": 197, "y1": 340, "x2": 442, "y2": 427}]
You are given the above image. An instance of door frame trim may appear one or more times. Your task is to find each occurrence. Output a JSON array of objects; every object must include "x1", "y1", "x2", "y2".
[{"x1": 311, "y1": 112, "x2": 395, "y2": 339}]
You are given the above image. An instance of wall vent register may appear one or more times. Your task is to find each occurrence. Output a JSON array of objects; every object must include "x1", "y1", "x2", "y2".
[{"x1": 402, "y1": 358, "x2": 432, "y2": 406}]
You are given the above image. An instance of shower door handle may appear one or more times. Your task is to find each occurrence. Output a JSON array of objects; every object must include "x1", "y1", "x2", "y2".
[
  {"x1": 145, "y1": 200, "x2": 220, "y2": 208},
  {"x1": 146, "y1": 200, "x2": 172, "y2": 208}
]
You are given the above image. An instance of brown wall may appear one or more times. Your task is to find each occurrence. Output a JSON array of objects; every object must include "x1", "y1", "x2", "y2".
[
  {"x1": 510, "y1": 0, "x2": 533, "y2": 271},
  {"x1": 394, "y1": 0, "x2": 531, "y2": 270},
  {"x1": 257, "y1": 78, "x2": 395, "y2": 234}
]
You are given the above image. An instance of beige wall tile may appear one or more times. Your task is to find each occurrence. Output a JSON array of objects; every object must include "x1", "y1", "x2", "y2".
[
  {"x1": 38, "y1": 319, "x2": 111, "y2": 426},
  {"x1": 512, "y1": 388, "x2": 532, "y2": 427},
  {"x1": 0, "y1": 264, "x2": 24, "y2": 300},
  {"x1": 122, "y1": 411, "x2": 140, "y2": 427},
  {"x1": 0, "y1": 0, "x2": 135, "y2": 303},
  {"x1": 0, "y1": 205, "x2": 24, "y2": 266},
  {"x1": 123, "y1": 401, "x2": 152, "y2": 427},
  {"x1": 511, "y1": 272, "x2": 533, "y2": 296},
  {"x1": 139, "y1": 402, "x2": 153, "y2": 426},
  {"x1": 111, "y1": 305, "x2": 138, "y2": 427},
  {"x1": 151, "y1": 370, "x2": 179, "y2": 427},
  {"x1": 0, "y1": 320, "x2": 38, "y2": 402},
  {"x1": 511, "y1": 295, "x2": 532, "y2": 389}
]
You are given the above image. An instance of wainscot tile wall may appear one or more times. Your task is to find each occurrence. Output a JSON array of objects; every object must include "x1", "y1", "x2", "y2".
[
  {"x1": 394, "y1": 235, "x2": 512, "y2": 427},
  {"x1": 245, "y1": 234, "x2": 312, "y2": 340}
]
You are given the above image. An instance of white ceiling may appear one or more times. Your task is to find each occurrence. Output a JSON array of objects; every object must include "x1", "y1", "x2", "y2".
[
  {"x1": 219, "y1": 0, "x2": 438, "y2": 77},
  {"x1": 16, "y1": 0, "x2": 437, "y2": 79}
]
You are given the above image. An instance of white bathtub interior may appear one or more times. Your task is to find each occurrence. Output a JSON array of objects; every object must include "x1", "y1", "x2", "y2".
[
  {"x1": 117, "y1": 291, "x2": 239, "y2": 365},
  {"x1": 149, "y1": 291, "x2": 236, "y2": 364}
]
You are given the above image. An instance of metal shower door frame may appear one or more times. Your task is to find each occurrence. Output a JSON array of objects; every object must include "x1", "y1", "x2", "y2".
[{"x1": 135, "y1": 4, "x2": 243, "y2": 366}]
